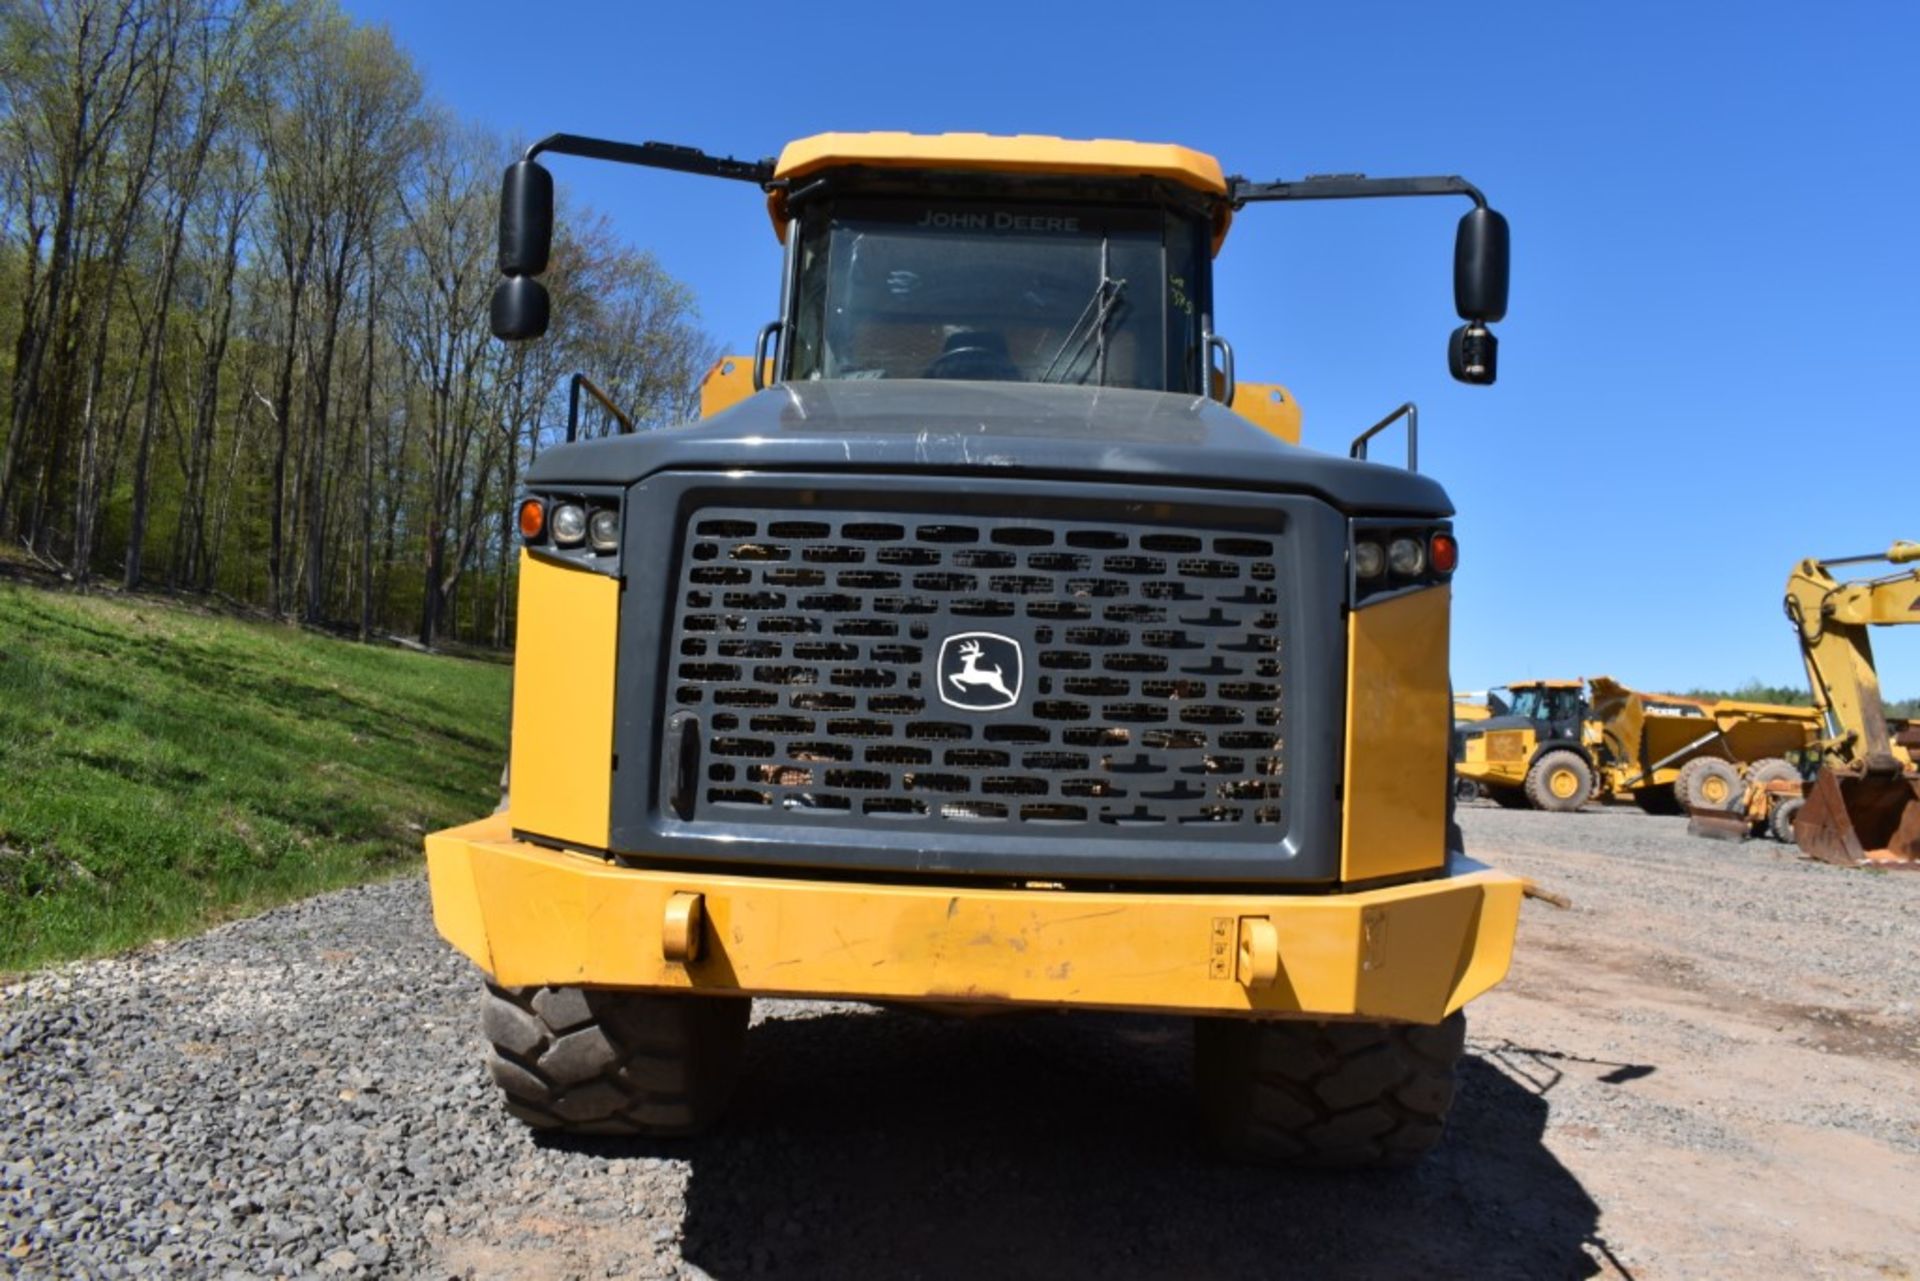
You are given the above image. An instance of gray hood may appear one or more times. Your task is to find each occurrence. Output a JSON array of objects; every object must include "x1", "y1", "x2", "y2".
[{"x1": 527, "y1": 381, "x2": 1454, "y2": 517}]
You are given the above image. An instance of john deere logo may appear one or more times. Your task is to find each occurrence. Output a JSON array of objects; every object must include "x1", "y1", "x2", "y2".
[{"x1": 938, "y1": 632, "x2": 1023, "y2": 711}]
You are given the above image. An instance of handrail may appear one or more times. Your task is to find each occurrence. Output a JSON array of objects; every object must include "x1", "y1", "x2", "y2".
[
  {"x1": 1349, "y1": 402, "x2": 1418, "y2": 471},
  {"x1": 566, "y1": 373, "x2": 635, "y2": 443}
]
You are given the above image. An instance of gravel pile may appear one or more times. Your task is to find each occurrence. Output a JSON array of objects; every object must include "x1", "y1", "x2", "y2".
[{"x1": 3, "y1": 807, "x2": 1915, "y2": 1277}]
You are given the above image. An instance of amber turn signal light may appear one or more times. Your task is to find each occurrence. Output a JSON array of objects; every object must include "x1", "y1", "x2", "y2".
[
  {"x1": 1430, "y1": 532, "x2": 1459, "y2": 574},
  {"x1": 517, "y1": 498, "x2": 544, "y2": 541}
]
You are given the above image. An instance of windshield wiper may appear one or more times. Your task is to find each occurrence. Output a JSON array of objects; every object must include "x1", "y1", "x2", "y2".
[{"x1": 1040, "y1": 239, "x2": 1127, "y2": 385}]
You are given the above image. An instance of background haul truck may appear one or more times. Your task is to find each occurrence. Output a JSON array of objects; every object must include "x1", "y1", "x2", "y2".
[{"x1": 425, "y1": 131, "x2": 1520, "y2": 1167}]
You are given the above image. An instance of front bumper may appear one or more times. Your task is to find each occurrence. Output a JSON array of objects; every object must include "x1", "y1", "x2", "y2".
[{"x1": 425, "y1": 814, "x2": 1521, "y2": 1022}]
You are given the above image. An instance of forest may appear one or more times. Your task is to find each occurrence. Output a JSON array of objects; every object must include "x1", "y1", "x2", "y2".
[{"x1": 0, "y1": 0, "x2": 714, "y2": 646}]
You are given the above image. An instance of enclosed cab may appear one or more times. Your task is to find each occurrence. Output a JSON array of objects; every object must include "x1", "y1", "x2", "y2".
[
  {"x1": 1455, "y1": 679, "x2": 1597, "y2": 811},
  {"x1": 428, "y1": 132, "x2": 1521, "y2": 1167}
]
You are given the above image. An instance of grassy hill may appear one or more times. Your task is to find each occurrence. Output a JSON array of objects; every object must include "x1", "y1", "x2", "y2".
[{"x1": 0, "y1": 583, "x2": 509, "y2": 972}]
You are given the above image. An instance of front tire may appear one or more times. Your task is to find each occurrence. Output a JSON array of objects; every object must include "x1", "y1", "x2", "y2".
[
  {"x1": 481, "y1": 984, "x2": 750, "y2": 1136},
  {"x1": 1769, "y1": 796, "x2": 1805, "y2": 843},
  {"x1": 1194, "y1": 1012, "x2": 1466, "y2": 1168},
  {"x1": 1525, "y1": 750, "x2": 1592, "y2": 812}
]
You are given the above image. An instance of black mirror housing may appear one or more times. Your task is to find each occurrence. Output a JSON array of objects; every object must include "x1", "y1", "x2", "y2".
[
  {"x1": 1448, "y1": 323, "x2": 1496, "y2": 385},
  {"x1": 499, "y1": 159, "x2": 554, "y2": 277},
  {"x1": 491, "y1": 276, "x2": 550, "y2": 341},
  {"x1": 1453, "y1": 206, "x2": 1509, "y2": 324}
]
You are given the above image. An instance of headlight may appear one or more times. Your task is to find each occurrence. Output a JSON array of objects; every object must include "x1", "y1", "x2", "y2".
[
  {"x1": 1388, "y1": 536, "x2": 1426, "y2": 576},
  {"x1": 550, "y1": 502, "x2": 588, "y2": 546},
  {"x1": 588, "y1": 508, "x2": 620, "y2": 552},
  {"x1": 1354, "y1": 540, "x2": 1385, "y2": 579}
]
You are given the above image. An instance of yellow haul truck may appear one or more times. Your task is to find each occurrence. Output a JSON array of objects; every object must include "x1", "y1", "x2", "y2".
[
  {"x1": 1456, "y1": 676, "x2": 1816, "y2": 814},
  {"x1": 427, "y1": 131, "x2": 1521, "y2": 1167}
]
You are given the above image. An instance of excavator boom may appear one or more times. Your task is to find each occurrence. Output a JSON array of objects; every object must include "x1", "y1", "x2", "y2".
[{"x1": 1785, "y1": 541, "x2": 1920, "y2": 865}]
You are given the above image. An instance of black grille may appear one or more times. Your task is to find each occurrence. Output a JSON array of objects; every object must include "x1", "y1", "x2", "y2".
[{"x1": 664, "y1": 507, "x2": 1285, "y2": 835}]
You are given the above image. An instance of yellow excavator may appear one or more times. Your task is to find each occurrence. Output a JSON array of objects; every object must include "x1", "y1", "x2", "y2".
[{"x1": 1783, "y1": 542, "x2": 1920, "y2": 865}]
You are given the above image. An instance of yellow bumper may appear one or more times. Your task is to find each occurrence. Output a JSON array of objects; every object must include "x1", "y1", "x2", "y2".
[{"x1": 425, "y1": 815, "x2": 1521, "y2": 1022}]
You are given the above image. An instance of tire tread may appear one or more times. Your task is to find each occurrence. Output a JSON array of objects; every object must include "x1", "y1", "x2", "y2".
[
  {"x1": 480, "y1": 983, "x2": 749, "y2": 1137},
  {"x1": 1197, "y1": 1012, "x2": 1466, "y2": 1168}
]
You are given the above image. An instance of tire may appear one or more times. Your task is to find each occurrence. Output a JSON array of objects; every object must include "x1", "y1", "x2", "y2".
[
  {"x1": 1194, "y1": 1012, "x2": 1466, "y2": 1169},
  {"x1": 1525, "y1": 750, "x2": 1592, "y2": 813},
  {"x1": 1633, "y1": 788, "x2": 1682, "y2": 815},
  {"x1": 1745, "y1": 757, "x2": 1800, "y2": 788},
  {"x1": 1488, "y1": 785, "x2": 1531, "y2": 810},
  {"x1": 1676, "y1": 757, "x2": 1741, "y2": 812},
  {"x1": 1769, "y1": 796, "x2": 1804, "y2": 843},
  {"x1": 481, "y1": 984, "x2": 750, "y2": 1136},
  {"x1": 1454, "y1": 776, "x2": 1483, "y2": 803}
]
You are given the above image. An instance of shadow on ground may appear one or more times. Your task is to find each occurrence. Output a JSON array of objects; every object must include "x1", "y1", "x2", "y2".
[{"x1": 554, "y1": 1007, "x2": 1609, "y2": 1280}]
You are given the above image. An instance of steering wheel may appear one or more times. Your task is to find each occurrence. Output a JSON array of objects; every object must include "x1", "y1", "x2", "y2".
[{"x1": 924, "y1": 345, "x2": 1018, "y2": 381}]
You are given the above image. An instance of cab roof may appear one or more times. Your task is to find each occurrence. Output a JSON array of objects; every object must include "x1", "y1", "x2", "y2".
[{"x1": 767, "y1": 132, "x2": 1233, "y2": 250}]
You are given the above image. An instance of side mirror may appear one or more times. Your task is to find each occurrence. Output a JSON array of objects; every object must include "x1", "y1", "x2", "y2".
[
  {"x1": 1453, "y1": 206, "x2": 1509, "y2": 323},
  {"x1": 498, "y1": 159, "x2": 553, "y2": 276},
  {"x1": 490, "y1": 275, "x2": 550, "y2": 341},
  {"x1": 1449, "y1": 205, "x2": 1507, "y2": 384},
  {"x1": 494, "y1": 159, "x2": 553, "y2": 341},
  {"x1": 1448, "y1": 323, "x2": 1496, "y2": 385}
]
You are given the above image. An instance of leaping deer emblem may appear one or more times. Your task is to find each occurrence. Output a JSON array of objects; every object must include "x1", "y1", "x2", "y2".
[{"x1": 949, "y1": 639, "x2": 1015, "y2": 702}]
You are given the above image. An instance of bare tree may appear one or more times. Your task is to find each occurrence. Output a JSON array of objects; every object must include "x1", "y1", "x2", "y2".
[{"x1": 0, "y1": 0, "x2": 717, "y2": 646}]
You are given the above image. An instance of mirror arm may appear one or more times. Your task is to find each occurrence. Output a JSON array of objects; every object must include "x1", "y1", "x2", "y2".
[
  {"x1": 1227, "y1": 174, "x2": 1486, "y2": 210},
  {"x1": 524, "y1": 133, "x2": 776, "y2": 186}
]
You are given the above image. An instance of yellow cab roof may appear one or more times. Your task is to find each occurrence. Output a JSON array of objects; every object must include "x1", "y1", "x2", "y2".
[
  {"x1": 767, "y1": 132, "x2": 1233, "y2": 251},
  {"x1": 1506, "y1": 679, "x2": 1584, "y2": 690}
]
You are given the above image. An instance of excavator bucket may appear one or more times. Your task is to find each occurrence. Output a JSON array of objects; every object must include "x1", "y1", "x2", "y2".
[{"x1": 1792, "y1": 766, "x2": 1920, "y2": 867}]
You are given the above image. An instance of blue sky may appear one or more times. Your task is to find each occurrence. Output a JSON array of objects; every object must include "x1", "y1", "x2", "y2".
[{"x1": 346, "y1": 0, "x2": 1920, "y2": 697}]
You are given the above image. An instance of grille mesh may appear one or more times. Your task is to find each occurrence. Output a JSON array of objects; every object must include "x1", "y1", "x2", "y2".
[{"x1": 665, "y1": 507, "x2": 1285, "y2": 834}]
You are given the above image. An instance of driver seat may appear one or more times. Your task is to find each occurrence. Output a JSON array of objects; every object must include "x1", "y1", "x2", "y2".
[{"x1": 924, "y1": 329, "x2": 1020, "y2": 381}]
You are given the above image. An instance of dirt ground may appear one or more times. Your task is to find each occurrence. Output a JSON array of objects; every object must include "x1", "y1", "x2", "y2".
[
  {"x1": 1455, "y1": 804, "x2": 1920, "y2": 1278},
  {"x1": 440, "y1": 805, "x2": 1920, "y2": 1279},
  {"x1": 6, "y1": 804, "x2": 1918, "y2": 1279}
]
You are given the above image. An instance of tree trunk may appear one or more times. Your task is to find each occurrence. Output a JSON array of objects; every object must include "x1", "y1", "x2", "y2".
[{"x1": 123, "y1": 193, "x2": 193, "y2": 588}]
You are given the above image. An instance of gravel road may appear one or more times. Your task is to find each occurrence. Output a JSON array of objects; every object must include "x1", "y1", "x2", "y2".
[{"x1": 3, "y1": 807, "x2": 1917, "y2": 1279}]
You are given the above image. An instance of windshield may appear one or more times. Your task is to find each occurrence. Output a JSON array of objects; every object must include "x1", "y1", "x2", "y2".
[
  {"x1": 1506, "y1": 688, "x2": 1583, "y2": 722},
  {"x1": 788, "y1": 199, "x2": 1206, "y2": 391}
]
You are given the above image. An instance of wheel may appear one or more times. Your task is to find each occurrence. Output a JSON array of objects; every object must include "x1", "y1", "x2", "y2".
[
  {"x1": 1769, "y1": 796, "x2": 1804, "y2": 843},
  {"x1": 1633, "y1": 788, "x2": 1682, "y2": 815},
  {"x1": 1525, "y1": 750, "x2": 1592, "y2": 812},
  {"x1": 1488, "y1": 785, "x2": 1531, "y2": 809},
  {"x1": 1194, "y1": 1012, "x2": 1467, "y2": 1168},
  {"x1": 481, "y1": 984, "x2": 750, "y2": 1136},
  {"x1": 1676, "y1": 757, "x2": 1741, "y2": 811},
  {"x1": 1454, "y1": 776, "x2": 1483, "y2": 803},
  {"x1": 1745, "y1": 757, "x2": 1800, "y2": 788}
]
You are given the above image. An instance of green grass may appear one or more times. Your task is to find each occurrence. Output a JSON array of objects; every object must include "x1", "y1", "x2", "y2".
[{"x1": 0, "y1": 584, "x2": 509, "y2": 972}]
